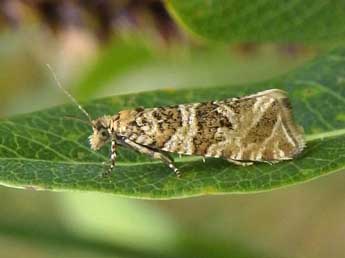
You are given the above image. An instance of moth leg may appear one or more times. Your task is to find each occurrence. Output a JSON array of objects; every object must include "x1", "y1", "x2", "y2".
[
  {"x1": 123, "y1": 138, "x2": 181, "y2": 178},
  {"x1": 259, "y1": 160, "x2": 280, "y2": 165},
  {"x1": 227, "y1": 159, "x2": 254, "y2": 166},
  {"x1": 102, "y1": 138, "x2": 117, "y2": 177}
]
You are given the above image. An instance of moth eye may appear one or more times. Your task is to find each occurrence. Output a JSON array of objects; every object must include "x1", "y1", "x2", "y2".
[{"x1": 100, "y1": 129, "x2": 109, "y2": 139}]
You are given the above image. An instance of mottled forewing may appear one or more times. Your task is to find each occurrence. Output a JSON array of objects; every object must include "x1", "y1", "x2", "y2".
[
  {"x1": 129, "y1": 89, "x2": 305, "y2": 162},
  {"x1": 205, "y1": 90, "x2": 305, "y2": 161}
]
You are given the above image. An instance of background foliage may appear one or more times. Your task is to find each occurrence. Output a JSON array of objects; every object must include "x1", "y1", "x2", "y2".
[{"x1": 0, "y1": 1, "x2": 344, "y2": 257}]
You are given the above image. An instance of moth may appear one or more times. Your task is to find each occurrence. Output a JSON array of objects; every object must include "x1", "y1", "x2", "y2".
[{"x1": 48, "y1": 65, "x2": 305, "y2": 178}]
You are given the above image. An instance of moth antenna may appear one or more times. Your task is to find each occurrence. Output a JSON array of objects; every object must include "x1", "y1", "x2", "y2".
[
  {"x1": 64, "y1": 116, "x2": 92, "y2": 126},
  {"x1": 46, "y1": 64, "x2": 93, "y2": 124}
]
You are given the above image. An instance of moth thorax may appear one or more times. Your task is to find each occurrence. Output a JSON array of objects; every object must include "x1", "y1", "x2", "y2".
[{"x1": 116, "y1": 109, "x2": 139, "y2": 134}]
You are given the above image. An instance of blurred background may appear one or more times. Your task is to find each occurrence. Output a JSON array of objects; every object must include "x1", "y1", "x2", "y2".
[{"x1": 0, "y1": 1, "x2": 344, "y2": 258}]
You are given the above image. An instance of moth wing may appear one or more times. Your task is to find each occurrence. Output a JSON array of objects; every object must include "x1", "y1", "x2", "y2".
[
  {"x1": 131, "y1": 89, "x2": 305, "y2": 162},
  {"x1": 216, "y1": 89, "x2": 305, "y2": 161}
]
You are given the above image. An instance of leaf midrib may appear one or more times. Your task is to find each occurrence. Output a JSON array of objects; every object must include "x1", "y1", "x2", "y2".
[
  {"x1": 305, "y1": 128, "x2": 345, "y2": 141},
  {"x1": 0, "y1": 128, "x2": 344, "y2": 167}
]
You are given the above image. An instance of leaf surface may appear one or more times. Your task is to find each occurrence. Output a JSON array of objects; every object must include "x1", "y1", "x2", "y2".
[
  {"x1": 0, "y1": 48, "x2": 345, "y2": 199},
  {"x1": 167, "y1": 0, "x2": 345, "y2": 43}
]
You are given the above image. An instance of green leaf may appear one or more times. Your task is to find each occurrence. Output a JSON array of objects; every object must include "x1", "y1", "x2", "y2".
[
  {"x1": 0, "y1": 48, "x2": 345, "y2": 199},
  {"x1": 167, "y1": 0, "x2": 345, "y2": 43}
]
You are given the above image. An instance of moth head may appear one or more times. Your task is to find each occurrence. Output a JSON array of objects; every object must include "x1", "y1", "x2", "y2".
[{"x1": 89, "y1": 116, "x2": 112, "y2": 150}]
